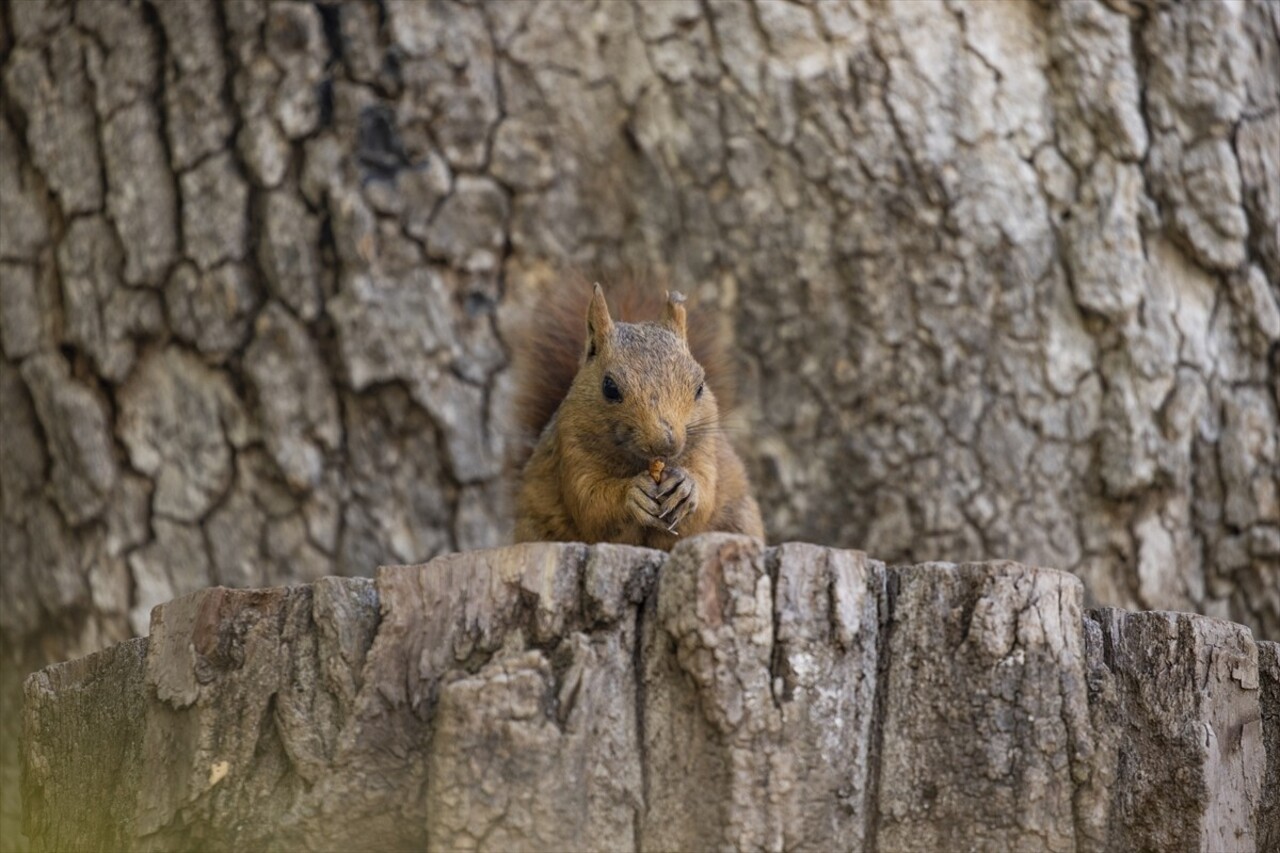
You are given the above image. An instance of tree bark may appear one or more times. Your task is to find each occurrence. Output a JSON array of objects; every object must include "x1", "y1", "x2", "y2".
[
  {"x1": 2, "y1": 0, "x2": 1278, "y2": 848},
  {"x1": 21, "y1": 537, "x2": 1277, "y2": 852}
]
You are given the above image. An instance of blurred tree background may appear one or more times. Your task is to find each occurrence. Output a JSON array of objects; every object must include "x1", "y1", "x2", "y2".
[{"x1": 1, "y1": 0, "x2": 1277, "y2": 847}]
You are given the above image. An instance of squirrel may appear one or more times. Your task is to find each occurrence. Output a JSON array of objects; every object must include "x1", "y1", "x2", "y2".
[{"x1": 509, "y1": 278, "x2": 764, "y2": 549}]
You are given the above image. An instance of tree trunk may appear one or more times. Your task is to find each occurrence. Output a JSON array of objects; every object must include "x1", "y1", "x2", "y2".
[
  {"x1": 1, "y1": 0, "x2": 1277, "y2": 848},
  {"x1": 21, "y1": 537, "x2": 1278, "y2": 851}
]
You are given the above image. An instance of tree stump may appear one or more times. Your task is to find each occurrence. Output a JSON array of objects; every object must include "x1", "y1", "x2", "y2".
[{"x1": 22, "y1": 536, "x2": 1276, "y2": 852}]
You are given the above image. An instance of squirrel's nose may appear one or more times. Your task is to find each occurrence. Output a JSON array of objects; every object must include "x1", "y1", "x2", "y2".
[{"x1": 653, "y1": 420, "x2": 680, "y2": 457}]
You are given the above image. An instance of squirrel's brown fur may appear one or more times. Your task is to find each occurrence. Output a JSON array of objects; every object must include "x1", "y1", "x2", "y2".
[{"x1": 510, "y1": 276, "x2": 763, "y2": 549}]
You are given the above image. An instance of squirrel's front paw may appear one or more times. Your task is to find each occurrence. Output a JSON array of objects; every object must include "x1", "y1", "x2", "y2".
[
  {"x1": 656, "y1": 467, "x2": 698, "y2": 532},
  {"x1": 625, "y1": 475, "x2": 667, "y2": 530}
]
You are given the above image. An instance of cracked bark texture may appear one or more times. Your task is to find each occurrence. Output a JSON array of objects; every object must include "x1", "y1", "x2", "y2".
[
  {"x1": 2, "y1": 0, "x2": 1278, "y2": 848},
  {"x1": 21, "y1": 537, "x2": 1277, "y2": 851}
]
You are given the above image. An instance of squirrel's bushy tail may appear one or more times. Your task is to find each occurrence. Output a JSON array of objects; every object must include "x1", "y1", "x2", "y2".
[{"x1": 507, "y1": 271, "x2": 738, "y2": 463}]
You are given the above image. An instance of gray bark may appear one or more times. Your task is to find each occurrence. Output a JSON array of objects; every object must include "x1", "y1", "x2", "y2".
[
  {"x1": 1263, "y1": 640, "x2": 1280, "y2": 850},
  {"x1": 2, "y1": 0, "x2": 1278, "y2": 848},
  {"x1": 21, "y1": 536, "x2": 1278, "y2": 852}
]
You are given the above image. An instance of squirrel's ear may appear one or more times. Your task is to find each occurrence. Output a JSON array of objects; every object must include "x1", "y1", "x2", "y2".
[
  {"x1": 585, "y1": 283, "x2": 614, "y2": 359},
  {"x1": 662, "y1": 290, "x2": 687, "y2": 342}
]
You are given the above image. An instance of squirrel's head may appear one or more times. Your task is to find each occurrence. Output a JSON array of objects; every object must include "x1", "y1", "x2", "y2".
[{"x1": 567, "y1": 284, "x2": 717, "y2": 471}]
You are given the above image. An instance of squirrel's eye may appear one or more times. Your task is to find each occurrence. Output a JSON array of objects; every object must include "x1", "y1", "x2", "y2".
[
  {"x1": 695, "y1": 383, "x2": 704, "y2": 400},
  {"x1": 602, "y1": 375, "x2": 622, "y2": 402}
]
